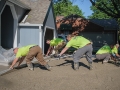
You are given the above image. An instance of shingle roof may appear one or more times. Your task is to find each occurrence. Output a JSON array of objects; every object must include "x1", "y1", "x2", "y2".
[
  {"x1": 89, "y1": 19, "x2": 119, "y2": 30},
  {"x1": 19, "y1": 0, "x2": 51, "y2": 24},
  {"x1": 8, "y1": 0, "x2": 31, "y2": 10}
]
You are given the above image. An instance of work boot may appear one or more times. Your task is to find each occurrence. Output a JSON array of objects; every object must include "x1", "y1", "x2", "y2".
[
  {"x1": 88, "y1": 62, "x2": 93, "y2": 70},
  {"x1": 44, "y1": 64, "x2": 52, "y2": 71},
  {"x1": 103, "y1": 60, "x2": 108, "y2": 63},
  {"x1": 27, "y1": 63, "x2": 34, "y2": 71},
  {"x1": 74, "y1": 62, "x2": 79, "y2": 70}
]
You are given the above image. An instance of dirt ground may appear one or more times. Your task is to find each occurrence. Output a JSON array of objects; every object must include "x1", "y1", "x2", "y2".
[{"x1": 0, "y1": 57, "x2": 120, "y2": 90}]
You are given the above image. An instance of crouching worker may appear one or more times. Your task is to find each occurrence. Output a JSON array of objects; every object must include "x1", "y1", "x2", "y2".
[
  {"x1": 58, "y1": 34, "x2": 93, "y2": 70},
  {"x1": 95, "y1": 45, "x2": 112, "y2": 63},
  {"x1": 46, "y1": 38, "x2": 66, "y2": 57},
  {"x1": 9, "y1": 45, "x2": 51, "y2": 71},
  {"x1": 111, "y1": 44, "x2": 120, "y2": 61}
]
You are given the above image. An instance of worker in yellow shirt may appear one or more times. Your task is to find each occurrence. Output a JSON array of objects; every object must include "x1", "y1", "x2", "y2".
[
  {"x1": 58, "y1": 34, "x2": 93, "y2": 70},
  {"x1": 10, "y1": 45, "x2": 51, "y2": 71},
  {"x1": 46, "y1": 38, "x2": 66, "y2": 57},
  {"x1": 111, "y1": 44, "x2": 120, "y2": 60},
  {"x1": 95, "y1": 45, "x2": 112, "y2": 63}
]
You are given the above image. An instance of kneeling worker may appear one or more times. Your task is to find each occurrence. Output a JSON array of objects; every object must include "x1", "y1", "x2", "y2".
[
  {"x1": 95, "y1": 45, "x2": 112, "y2": 63},
  {"x1": 10, "y1": 45, "x2": 51, "y2": 71},
  {"x1": 111, "y1": 44, "x2": 120, "y2": 60}
]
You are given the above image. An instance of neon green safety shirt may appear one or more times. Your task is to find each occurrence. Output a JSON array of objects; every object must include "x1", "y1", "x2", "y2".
[
  {"x1": 16, "y1": 45, "x2": 36, "y2": 58},
  {"x1": 50, "y1": 38, "x2": 63, "y2": 46},
  {"x1": 111, "y1": 46, "x2": 118, "y2": 54},
  {"x1": 96, "y1": 45, "x2": 112, "y2": 54},
  {"x1": 66, "y1": 36, "x2": 90, "y2": 49}
]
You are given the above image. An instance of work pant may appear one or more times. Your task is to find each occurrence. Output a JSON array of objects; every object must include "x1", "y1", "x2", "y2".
[
  {"x1": 73, "y1": 44, "x2": 93, "y2": 63},
  {"x1": 54, "y1": 41, "x2": 66, "y2": 55},
  {"x1": 25, "y1": 45, "x2": 47, "y2": 65},
  {"x1": 96, "y1": 53, "x2": 111, "y2": 61}
]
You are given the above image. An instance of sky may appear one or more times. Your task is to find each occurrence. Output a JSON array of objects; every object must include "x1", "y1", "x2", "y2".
[{"x1": 71, "y1": 0, "x2": 93, "y2": 18}]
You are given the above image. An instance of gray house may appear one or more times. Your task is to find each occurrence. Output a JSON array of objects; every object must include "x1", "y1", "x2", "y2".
[
  {"x1": 0, "y1": 0, "x2": 30, "y2": 48},
  {"x1": 0, "y1": 0, "x2": 57, "y2": 54}
]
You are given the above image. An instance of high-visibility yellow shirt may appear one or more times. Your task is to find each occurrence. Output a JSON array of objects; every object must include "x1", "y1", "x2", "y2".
[
  {"x1": 96, "y1": 45, "x2": 112, "y2": 54},
  {"x1": 66, "y1": 36, "x2": 90, "y2": 49},
  {"x1": 111, "y1": 46, "x2": 118, "y2": 54},
  {"x1": 16, "y1": 44, "x2": 36, "y2": 58},
  {"x1": 50, "y1": 38, "x2": 63, "y2": 46}
]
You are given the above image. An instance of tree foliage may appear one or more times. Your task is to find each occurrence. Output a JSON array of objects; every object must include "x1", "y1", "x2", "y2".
[
  {"x1": 53, "y1": 0, "x2": 84, "y2": 17},
  {"x1": 89, "y1": 0, "x2": 120, "y2": 20},
  {"x1": 53, "y1": 0, "x2": 88, "y2": 35},
  {"x1": 88, "y1": 3, "x2": 112, "y2": 19},
  {"x1": 54, "y1": 0, "x2": 120, "y2": 24},
  {"x1": 53, "y1": 0, "x2": 120, "y2": 36}
]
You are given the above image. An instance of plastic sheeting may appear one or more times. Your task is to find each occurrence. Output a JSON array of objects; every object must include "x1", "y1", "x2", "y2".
[{"x1": 0, "y1": 46, "x2": 15, "y2": 66}]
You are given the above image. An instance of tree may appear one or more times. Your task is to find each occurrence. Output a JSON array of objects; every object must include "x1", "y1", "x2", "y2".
[
  {"x1": 53, "y1": 0, "x2": 120, "y2": 35},
  {"x1": 53, "y1": 0, "x2": 84, "y2": 17},
  {"x1": 88, "y1": 4, "x2": 112, "y2": 19},
  {"x1": 53, "y1": 0, "x2": 89, "y2": 35},
  {"x1": 89, "y1": 0, "x2": 120, "y2": 20},
  {"x1": 53, "y1": 0, "x2": 120, "y2": 22},
  {"x1": 53, "y1": 0, "x2": 89, "y2": 36},
  {"x1": 56, "y1": 14, "x2": 89, "y2": 35}
]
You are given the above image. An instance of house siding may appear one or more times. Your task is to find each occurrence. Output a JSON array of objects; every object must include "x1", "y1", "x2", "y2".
[
  {"x1": 19, "y1": 26, "x2": 40, "y2": 47},
  {"x1": 45, "y1": 6, "x2": 56, "y2": 29}
]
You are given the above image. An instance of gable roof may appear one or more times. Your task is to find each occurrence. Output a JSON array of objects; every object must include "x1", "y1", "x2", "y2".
[
  {"x1": 0, "y1": 0, "x2": 31, "y2": 23},
  {"x1": 89, "y1": 19, "x2": 119, "y2": 30},
  {"x1": 19, "y1": 0, "x2": 51, "y2": 24}
]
